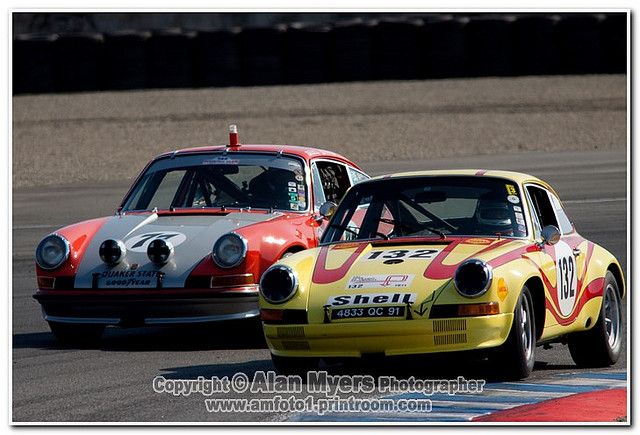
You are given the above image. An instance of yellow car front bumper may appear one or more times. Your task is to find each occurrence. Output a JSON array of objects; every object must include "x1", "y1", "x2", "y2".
[{"x1": 264, "y1": 313, "x2": 514, "y2": 358}]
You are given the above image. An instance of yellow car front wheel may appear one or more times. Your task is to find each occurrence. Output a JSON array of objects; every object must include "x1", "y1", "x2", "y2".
[{"x1": 494, "y1": 286, "x2": 536, "y2": 380}]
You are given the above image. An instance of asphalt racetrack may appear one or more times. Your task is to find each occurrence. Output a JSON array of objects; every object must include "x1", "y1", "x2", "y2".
[{"x1": 12, "y1": 76, "x2": 627, "y2": 422}]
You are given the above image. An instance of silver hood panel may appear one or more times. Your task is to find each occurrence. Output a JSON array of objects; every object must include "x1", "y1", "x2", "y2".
[{"x1": 74, "y1": 212, "x2": 279, "y2": 288}]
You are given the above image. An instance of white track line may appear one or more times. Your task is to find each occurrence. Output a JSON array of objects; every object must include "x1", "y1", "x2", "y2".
[{"x1": 563, "y1": 197, "x2": 626, "y2": 204}]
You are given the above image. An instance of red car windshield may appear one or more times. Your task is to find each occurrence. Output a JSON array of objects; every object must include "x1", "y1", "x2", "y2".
[
  {"x1": 122, "y1": 153, "x2": 308, "y2": 212},
  {"x1": 321, "y1": 176, "x2": 528, "y2": 243}
]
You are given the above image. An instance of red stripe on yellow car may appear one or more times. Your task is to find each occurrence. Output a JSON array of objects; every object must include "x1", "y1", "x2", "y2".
[
  {"x1": 545, "y1": 241, "x2": 594, "y2": 318},
  {"x1": 547, "y1": 277, "x2": 603, "y2": 326},
  {"x1": 312, "y1": 243, "x2": 368, "y2": 284},
  {"x1": 524, "y1": 241, "x2": 600, "y2": 325},
  {"x1": 423, "y1": 238, "x2": 512, "y2": 280}
]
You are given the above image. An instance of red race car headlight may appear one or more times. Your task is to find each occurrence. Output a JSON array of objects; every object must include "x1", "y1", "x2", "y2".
[
  {"x1": 212, "y1": 233, "x2": 247, "y2": 268},
  {"x1": 35, "y1": 234, "x2": 70, "y2": 270}
]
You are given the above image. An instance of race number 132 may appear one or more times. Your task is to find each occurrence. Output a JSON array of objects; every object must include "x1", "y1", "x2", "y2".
[
  {"x1": 554, "y1": 241, "x2": 578, "y2": 317},
  {"x1": 363, "y1": 249, "x2": 440, "y2": 261}
]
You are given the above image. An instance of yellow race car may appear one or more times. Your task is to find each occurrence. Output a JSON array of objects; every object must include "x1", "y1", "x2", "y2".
[{"x1": 258, "y1": 170, "x2": 625, "y2": 379}]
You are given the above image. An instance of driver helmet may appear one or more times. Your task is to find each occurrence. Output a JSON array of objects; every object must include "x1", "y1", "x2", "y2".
[{"x1": 475, "y1": 194, "x2": 513, "y2": 235}]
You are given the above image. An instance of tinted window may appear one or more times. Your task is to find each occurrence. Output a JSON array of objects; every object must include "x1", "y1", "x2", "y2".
[
  {"x1": 311, "y1": 163, "x2": 326, "y2": 212},
  {"x1": 315, "y1": 161, "x2": 351, "y2": 204},
  {"x1": 122, "y1": 153, "x2": 308, "y2": 212},
  {"x1": 549, "y1": 192, "x2": 574, "y2": 234},
  {"x1": 526, "y1": 186, "x2": 559, "y2": 232},
  {"x1": 348, "y1": 167, "x2": 369, "y2": 185},
  {"x1": 322, "y1": 176, "x2": 528, "y2": 243}
]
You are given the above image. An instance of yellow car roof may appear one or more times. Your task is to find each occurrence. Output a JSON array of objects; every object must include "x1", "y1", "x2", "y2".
[{"x1": 368, "y1": 169, "x2": 554, "y2": 191}]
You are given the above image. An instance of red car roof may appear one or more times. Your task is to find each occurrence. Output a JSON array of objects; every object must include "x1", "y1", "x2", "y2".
[{"x1": 157, "y1": 144, "x2": 358, "y2": 167}]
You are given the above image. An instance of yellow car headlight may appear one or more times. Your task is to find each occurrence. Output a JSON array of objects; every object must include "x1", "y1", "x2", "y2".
[
  {"x1": 260, "y1": 265, "x2": 298, "y2": 304},
  {"x1": 454, "y1": 259, "x2": 493, "y2": 298}
]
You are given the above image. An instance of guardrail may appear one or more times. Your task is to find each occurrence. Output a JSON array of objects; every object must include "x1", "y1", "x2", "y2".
[{"x1": 13, "y1": 13, "x2": 626, "y2": 94}]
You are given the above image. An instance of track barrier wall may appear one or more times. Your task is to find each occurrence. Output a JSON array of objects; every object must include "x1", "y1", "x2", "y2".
[{"x1": 13, "y1": 13, "x2": 627, "y2": 94}]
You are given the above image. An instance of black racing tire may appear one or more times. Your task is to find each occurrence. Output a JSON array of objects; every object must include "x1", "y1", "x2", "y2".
[
  {"x1": 271, "y1": 353, "x2": 319, "y2": 376},
  {"x1": 48, "y1": 322, "x2": 105, "y2": 345},
  {"x1": 496, "y1": 285, "x2": 536, "y2": 380},
  {"x1": 568, "y1": 271, "x2": 623, "y2": 367}
]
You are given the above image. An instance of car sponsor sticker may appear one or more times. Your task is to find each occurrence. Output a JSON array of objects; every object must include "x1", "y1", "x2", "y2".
[
  {"x1": 463, "y1": 238, "x2": 493, "y2": 245},
  {"x1": 346, "y1": 274, "x2": 415, "y2": 290},
  {"x1": 507, "y1": 195, "x2": 520, "y2": 204},
  {"x1": 202, "y1": 157, "x2": 239, "y2": 165},
  {"x1": 505, "y1": 184, "x2": 517, "y2": 195},
  {"x1": 331, "y1": 242, "x2": 362, "y2": 250},
  {"x1": 554, "y1": 241, "x2": 578, "y2": 316},
  {"x1": 98, "y1": 269, "x2": 159, "y2": 288},
  {"x1": 360, "y1": 248, "x2": 442, "y2": 262},
  {"x1": 288, "y1": 187, "x2": 296, "y2": 193},
  {"x1": 513, "y1": 205, "x2": 522, "y2": 212},
  {"x1": 125, "y1": 232, "x2": 187, "y2": 253},
  {"x1": 327, "y1": 292, "x2": 417, "y2": 306},
  {"x1": 288, "y1": 181, "x2": 297, "y2": 187},
  {"x1": 295, "y1": 174, "x2": 304, "y2": 182}
]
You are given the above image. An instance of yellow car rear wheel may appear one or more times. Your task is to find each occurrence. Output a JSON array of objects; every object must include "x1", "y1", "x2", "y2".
[{"x1": 568, "y1": 271, "x2": 622, "y2": 367}]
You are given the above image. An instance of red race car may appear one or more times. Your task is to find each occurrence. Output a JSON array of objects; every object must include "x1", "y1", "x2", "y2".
[{"x1": 33, "y1": 126, "x2": 368, "y2": 343}]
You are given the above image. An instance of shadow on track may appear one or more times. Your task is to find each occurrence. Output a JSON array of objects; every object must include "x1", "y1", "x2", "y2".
[
  {"x1": 12, "y1": 318, "x2": 267, "y2": 352},
  {"x1": 152, "y1": 352, "x2": 581, "y2": 383},
  {"x1": 158, "y1": 360, "x2": 274, "y2": 379}
]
